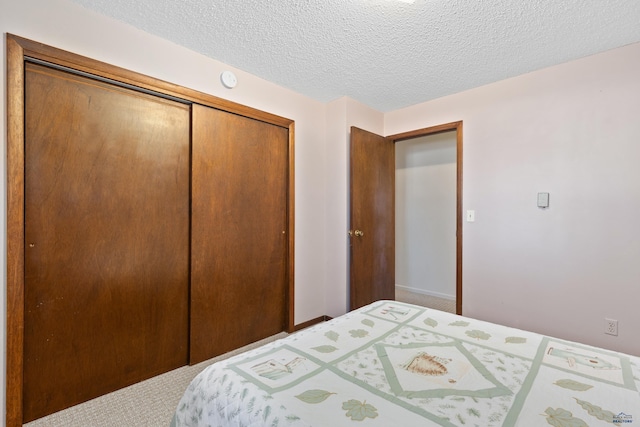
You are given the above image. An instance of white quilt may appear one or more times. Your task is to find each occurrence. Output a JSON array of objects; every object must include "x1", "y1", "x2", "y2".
[{"x1": 172, "y1": 300, "x2": 640, "y2": 426}]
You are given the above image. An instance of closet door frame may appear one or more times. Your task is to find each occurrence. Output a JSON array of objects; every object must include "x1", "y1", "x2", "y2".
[{"x1": 6, "y1": 34, "x2": 295, "y2": 427}]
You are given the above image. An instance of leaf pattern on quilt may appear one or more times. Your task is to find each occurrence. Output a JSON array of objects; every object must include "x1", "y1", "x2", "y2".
[
  {"x1": 349, "y1": 329, "x2": 369, "y2": 338},
  {"x1": 488, "y1": 412, "x2": 502, "y2": 422},
  {"x1": 466, "y1": 330, "x2": 491, "y2": 340},
  {"x1": 312, "y1": 345, "x2": 338, "y2": 353},
  {"x1": 553, "y1": 380, "x2": 593, "y2": 392},
  {"x1": 361, "y1": 319, "x2": 375, "y2": 328},
  {"x1": 295, "y1": 389, "x2": 336, "y2": 404},
  {"x1": 449, "y1": 320, "x2": 470, "y2": 327},
  {"x1": 573, "y1": 398, "x2": 615, "y2": 423},
  {"x1": 505, "y1": 336, "x2": 527, "y2": 344},
  {"x1": 342, "y1": 399, "x2": 378, "y2": 421},
  {"x1": 424, "y1": 318, "x2": 438, "y2": 328},
  {"x1": 247, "y1": 396, "x2": 256, "y2": 413},
  {"x1": 544, "y1": 407, "x2": 588, "y2": 427},
  {"x1": 325, "y1": 330, "x2": 339, "y2": 342}
]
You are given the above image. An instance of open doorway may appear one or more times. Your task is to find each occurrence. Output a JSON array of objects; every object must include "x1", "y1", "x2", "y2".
[
  {"x1": 348, "y1": 121, "x2": 462, "y2": 314},
  {"x1": 395, "y1": 130, "x2": 457, "y2": 313}
]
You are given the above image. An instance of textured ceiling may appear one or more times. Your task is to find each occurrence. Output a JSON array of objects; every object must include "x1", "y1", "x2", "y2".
[{"x1": 70, "y1": 0, "x2": 640, "y2": 112}]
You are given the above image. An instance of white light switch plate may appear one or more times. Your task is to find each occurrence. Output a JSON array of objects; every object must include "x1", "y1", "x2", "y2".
[{"x1": 466, "y1": 210, "x2": 475, "y2": 222}]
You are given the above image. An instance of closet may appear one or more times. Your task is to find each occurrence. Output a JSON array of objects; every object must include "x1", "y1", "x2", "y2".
[
  {"x1": 23, "y1": 62, "x2": 192, "y2": 421},
  {"x1": 190, "y1": 105, "x2": 288, "y2": 363},
  {"x1": 7, "y1": 35, "x2": 293, "y2": 425}
]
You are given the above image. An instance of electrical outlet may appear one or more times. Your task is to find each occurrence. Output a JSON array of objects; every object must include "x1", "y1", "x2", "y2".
[{"x1": 605, "y1": 318, "x2": 618, "y2": 336}]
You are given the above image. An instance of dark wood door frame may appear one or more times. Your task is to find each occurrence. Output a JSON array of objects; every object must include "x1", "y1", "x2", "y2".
[
  {"x1": 388, "y1": 121, "x2": 463, "y2": 315},
  {"x1": 6, "y1": 34, "x2": 295, "y2": 426}
]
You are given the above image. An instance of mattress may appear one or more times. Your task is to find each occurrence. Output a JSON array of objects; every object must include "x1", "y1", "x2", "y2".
[{"x1": 171, "y1": 300, "x2": 640, "y2": 426}]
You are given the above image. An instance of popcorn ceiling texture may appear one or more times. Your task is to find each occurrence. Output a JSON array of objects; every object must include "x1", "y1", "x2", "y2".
[{"x1": 70, "y1": 0, "x2": 640, "y2": 112}]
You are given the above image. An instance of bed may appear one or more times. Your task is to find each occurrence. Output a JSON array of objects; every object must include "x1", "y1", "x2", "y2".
[{"x1": 171, "y1": 300, "x2": 640, "y2": 426}]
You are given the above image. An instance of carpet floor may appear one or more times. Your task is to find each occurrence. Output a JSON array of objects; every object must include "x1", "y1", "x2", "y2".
[
  {"x1": 24, "y1": 333, "x2": 287, "y2": 427},
  {"x1": 395, "y1": 287, "x2": 457, "y2": 313},
  {"x1": 24, "y1": 289, "x2": 454, "y2": 426}
]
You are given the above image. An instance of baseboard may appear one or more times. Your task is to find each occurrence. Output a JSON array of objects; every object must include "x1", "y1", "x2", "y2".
[
  {"x1": 293, "y1": 315, "x2": 332, "y2": 331},
  {"x1": 395, "y1": 284, "x2": 455, "y2": 301}
]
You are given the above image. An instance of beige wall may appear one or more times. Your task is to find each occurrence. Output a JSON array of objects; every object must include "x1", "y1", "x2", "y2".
[{"x1": 385, "y1": 42, "x2": 640, "y2": 356}]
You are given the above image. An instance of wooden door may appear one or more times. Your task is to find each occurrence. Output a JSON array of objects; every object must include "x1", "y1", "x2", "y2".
[
  {"x1": 349, "y1": 127, "x2": 395, "y2": 310},
  {"x1": 23, "y1": 63, "x2": 190, "y2": 421},
  {"x1": 190, "y1": 104, "x2": 289, "y2": 364}
]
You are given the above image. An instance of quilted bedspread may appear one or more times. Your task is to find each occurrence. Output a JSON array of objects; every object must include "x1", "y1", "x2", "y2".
[{"x1": 171, "y1": 300, "x2": 640, "y2": 426}]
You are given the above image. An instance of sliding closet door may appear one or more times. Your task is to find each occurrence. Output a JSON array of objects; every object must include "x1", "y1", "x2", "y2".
[
  {"x1": 191, "y1": 104, "x2": 288, "y2": 363},
  {"x1": 23, "y1": 63, "x2": 190, "y2": 421}
]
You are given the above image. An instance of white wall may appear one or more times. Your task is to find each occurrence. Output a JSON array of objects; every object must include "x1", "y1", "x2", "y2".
[
  {"x1": 1, "y1": 0, "x2": 330, "y2": 422},
  {"x1": 386, "y1": 42, "x2": 640, "y2": 357},
  {"x1": 396, "y1": 132, "x2": 457, "y2": 300}
]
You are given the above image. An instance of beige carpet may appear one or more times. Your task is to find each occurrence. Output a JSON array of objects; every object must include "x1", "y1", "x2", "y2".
[
  {"x1": 395, "y1": 287, "x2": 456, "y2": 314},
  {"x1": 24, "y1": 291, "x2": 452, "y2": 426},
  {"x1": 24, "y1": 332, "x2": 287, "y2": 427}
]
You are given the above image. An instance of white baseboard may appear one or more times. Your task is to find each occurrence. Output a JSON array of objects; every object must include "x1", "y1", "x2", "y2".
[{"x1": 395, "y1": 284, "x2": 455, "y2": 301}]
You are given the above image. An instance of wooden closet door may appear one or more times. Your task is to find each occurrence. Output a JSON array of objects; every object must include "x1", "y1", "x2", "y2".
[
  {"x1": 190, "y1": 104, "x2": 288, "y2": 363},
  {"x1": 23, "y1": 63, "x2": 190, "y2": 421}
]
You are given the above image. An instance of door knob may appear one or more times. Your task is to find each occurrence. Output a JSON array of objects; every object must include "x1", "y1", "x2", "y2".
[{"x1": 354, "y1": 230, "x2": 364, "y2": 237}]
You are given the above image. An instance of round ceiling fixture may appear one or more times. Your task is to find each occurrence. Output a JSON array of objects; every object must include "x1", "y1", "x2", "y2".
[{"x1": 220, "y1": 70, "x2": 237, "y2": 89}]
